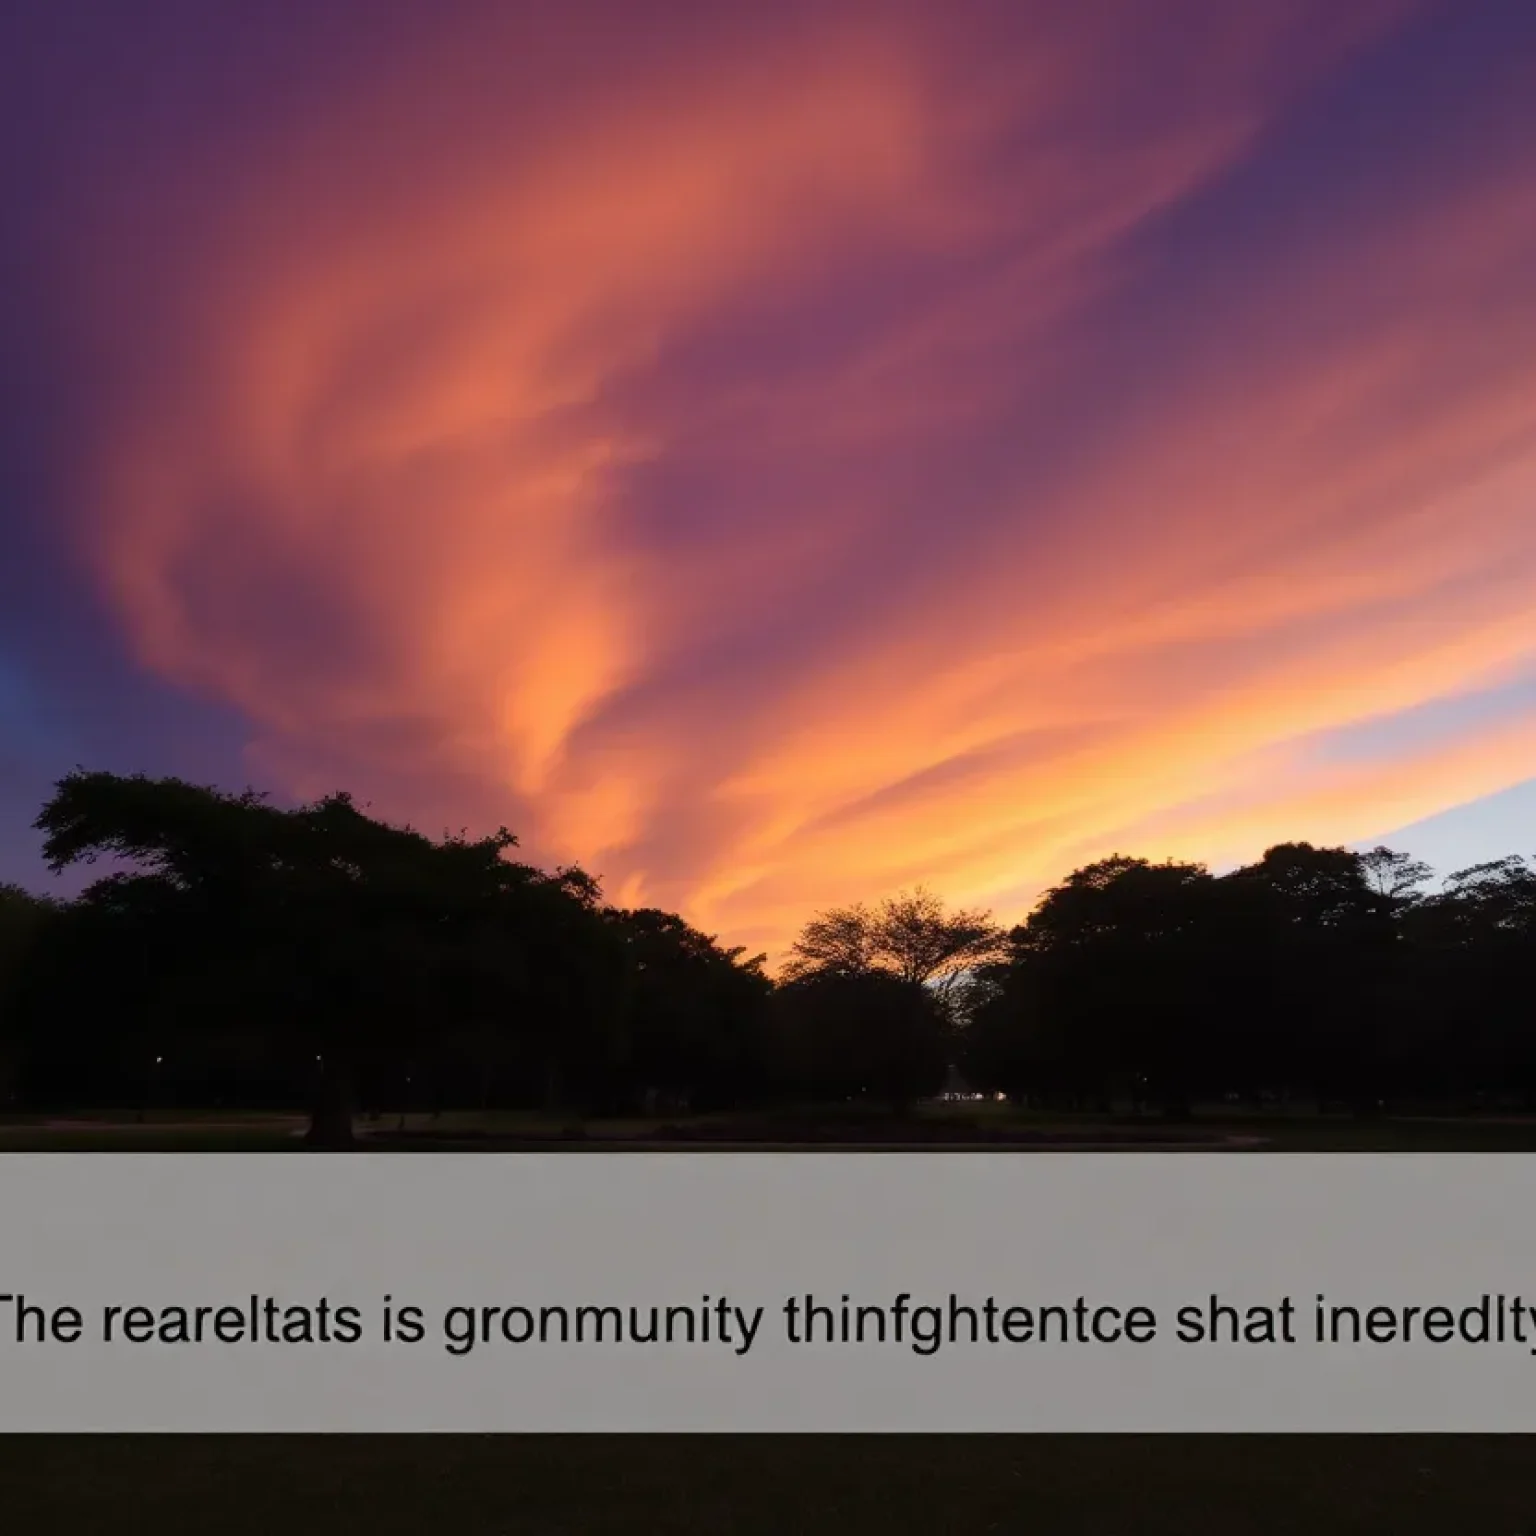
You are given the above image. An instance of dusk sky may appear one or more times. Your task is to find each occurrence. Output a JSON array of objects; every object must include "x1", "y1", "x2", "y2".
[{"x1": 3, "y1": 0, "x2": 1535, "y2": 959}]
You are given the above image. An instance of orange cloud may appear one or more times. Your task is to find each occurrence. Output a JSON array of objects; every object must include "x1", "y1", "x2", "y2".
[{"x1": 55, "y1": 0, "x2": 1536, "y2": 961}]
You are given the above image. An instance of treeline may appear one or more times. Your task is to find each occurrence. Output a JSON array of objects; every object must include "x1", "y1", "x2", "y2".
[
  {"x1": 0, "y1": 771, "x2": 1532, "y2": 1144},
  {"x1": 964, "y1": 844, "x2": 1535, "y2": 1117}
]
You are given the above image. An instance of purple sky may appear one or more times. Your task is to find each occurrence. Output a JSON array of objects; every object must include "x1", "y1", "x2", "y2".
[{"x1": 3, "y1": 0, "x2": 1535, "y2": 953}]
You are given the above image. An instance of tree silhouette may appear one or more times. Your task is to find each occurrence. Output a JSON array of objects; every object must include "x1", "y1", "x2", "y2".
[
  {"x1": 32, "y1": 772, "x2": 597, "y2": 1144},
  {"x1": 771, "y1": 970, "x2": 949, "y2": 1115},
  {"x1": 783, "y1": 886, "x2": 1006, "y2": 1015},
  {"x1": 1359, "y1": 846, "x2": 1433, "y2": 902},
  {"x1": 6, "y1": 768, "x2": 1535, "y2": 1134}
]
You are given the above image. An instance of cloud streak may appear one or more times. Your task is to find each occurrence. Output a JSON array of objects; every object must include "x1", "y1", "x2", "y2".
[{"x1": 20, "y1": 0, "x2": 1536, "y2": 956}]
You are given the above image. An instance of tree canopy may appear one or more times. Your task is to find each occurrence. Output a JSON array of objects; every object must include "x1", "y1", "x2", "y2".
[{"x1": 2, "y1": 768, "x2": 1533, "y2": 1137}]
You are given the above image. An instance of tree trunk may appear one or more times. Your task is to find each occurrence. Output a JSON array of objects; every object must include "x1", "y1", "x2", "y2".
[
  {"x1": 543, "y1": 1057, "x2": 564, "y2": 1116},
  {"x1": 1161, "y1": 1087, "x2": 1193, "y2": 1121},
  {"x1": 305, "y1": 1056, "x2": 357, "y2": 1149}
]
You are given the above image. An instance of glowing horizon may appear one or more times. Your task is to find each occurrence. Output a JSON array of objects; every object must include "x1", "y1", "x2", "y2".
[{"x1": 3, "y1": 0, "x2": 1535, "y2": 960}]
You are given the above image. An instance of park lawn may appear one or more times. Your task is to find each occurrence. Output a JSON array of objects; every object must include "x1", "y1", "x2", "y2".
[
  {"x1": 0, "y1": 1127, "x2": 303, "y2": 1150},
  {"x1": 1215, "y1": 1115, "x2": 1536, "y2": 1152},
  {"x1": 6, "y1": 1106, "x2": 1536, "y2": 1150},
  {"x1": 0, "y1": 1108, "x2": 304, "y2": 1125},
  {"x1": 3, "y1": 1435, "x2": 1535, "y2": 1535}
]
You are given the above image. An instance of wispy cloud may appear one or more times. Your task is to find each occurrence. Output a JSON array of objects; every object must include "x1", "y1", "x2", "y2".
[{"x1": 21, "y1": 0, "x2": 1536, "y2": 956}]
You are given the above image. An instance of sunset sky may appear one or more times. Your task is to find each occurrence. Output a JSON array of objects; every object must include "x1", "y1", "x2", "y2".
[{"x1": 3, "y1": 0, "x2": 1535, "y2": 959}]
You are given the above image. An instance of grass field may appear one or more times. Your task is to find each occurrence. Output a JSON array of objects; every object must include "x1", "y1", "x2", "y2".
[
  {"x1": 4, "y1": 1435, "x2": 1535, "y2": 1534},
  {"x1": 7, "y1": 1103, "x2": 1536, "y2": 1150}
]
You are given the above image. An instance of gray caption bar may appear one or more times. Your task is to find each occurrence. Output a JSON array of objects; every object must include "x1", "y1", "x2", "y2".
[{"x1": 0, "y1": 1154, "x2": 1533, "y2": 1431}]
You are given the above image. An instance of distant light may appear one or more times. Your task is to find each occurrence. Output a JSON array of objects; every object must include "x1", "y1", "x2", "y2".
[{"x1": 155, "y1": 1056, "x2": 163, "y2": 1065}]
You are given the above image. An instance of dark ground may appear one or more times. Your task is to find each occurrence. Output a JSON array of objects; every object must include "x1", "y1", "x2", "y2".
[
  {"x1": 3, "y1": 1436, "x2": 1534, "y2": 1534},
  {"x1": 9, "y1": 1105, "x2": 1536, "y2": 1150}
]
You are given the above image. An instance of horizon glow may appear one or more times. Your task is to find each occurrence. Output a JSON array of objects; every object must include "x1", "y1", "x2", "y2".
[{"x1": 2, "y1": 0, "x2": 1535, "y2": 957}]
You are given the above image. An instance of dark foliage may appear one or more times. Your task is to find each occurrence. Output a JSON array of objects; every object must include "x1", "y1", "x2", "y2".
[
  {"x1": 964, "y1": 843, "x2": 1536, "y2": 1116},
  {"x1": 5, "y1": 773, "x2": 1534, "y2": 1138}
]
